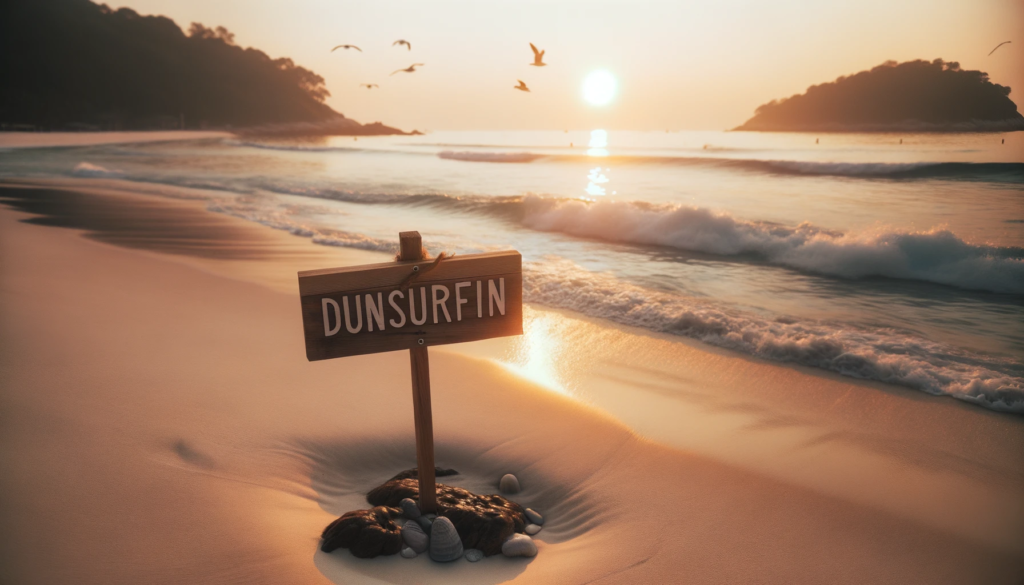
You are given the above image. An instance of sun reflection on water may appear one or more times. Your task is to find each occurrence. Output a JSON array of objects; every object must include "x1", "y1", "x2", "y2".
[{"x1": 587, "y1": 128, "x2": 609, "y2": 157}]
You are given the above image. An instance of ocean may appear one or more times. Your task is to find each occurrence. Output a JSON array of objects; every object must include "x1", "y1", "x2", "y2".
[{"x1": 2, "y1": 129, "x2": 1022, "y2": 412}]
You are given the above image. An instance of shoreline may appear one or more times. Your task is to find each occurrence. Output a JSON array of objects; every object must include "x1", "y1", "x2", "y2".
[{"x1": 1, "y1": 178, "x2": 1023, "y2": 583}]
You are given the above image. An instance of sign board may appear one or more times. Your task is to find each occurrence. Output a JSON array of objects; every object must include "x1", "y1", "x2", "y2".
[
  {"x1": 298, "y1": 250, "x2": 523, "y2": 361},
  {"x1": 298, "y1": 232, "x2": 523, "y2": 513}
]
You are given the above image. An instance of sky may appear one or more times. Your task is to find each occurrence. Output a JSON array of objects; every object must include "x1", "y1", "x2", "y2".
[{"x1": 110, "y1": 0, "x2": 1024, "y2": 132}]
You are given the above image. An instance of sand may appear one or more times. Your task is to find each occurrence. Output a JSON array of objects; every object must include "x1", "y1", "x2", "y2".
[{"x1": 1, "y1": 178, "x2": 1022, "y2": 584}]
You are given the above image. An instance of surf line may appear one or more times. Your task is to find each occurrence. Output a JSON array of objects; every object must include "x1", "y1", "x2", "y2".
[{"x1": 321, "y1": 279, "x2": 507, "y2": 336}]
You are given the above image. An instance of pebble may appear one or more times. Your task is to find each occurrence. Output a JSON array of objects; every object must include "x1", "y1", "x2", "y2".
[
  {"x1": 499, "y1": 473, "x2": 521, "y2": 494},
  {"x1": 525, "y1": 523, "x2": 542, "y2": 535},
  {"x1": 400, "y1": 547, "x2": 417, "y2": 558},
  {"x1": 464, "y1": 549, "x2": 484, "y2": 562},
  {"x1": 501, "y1": 533, "x2": 537, "y2": 558},
  {"x1": 428, "y1": 517, "x2": 464, "y2": 562},
  {"x1": 401, "y1": 520, "x2": 429, "y2": 553},
  {"x1": 524, "y1": 508, "x2": 544, "y2": 525},
  {"x1": 400, "y1": 498, "x2": 421, "y2": 520},
  {"x1": 417, "y1": 516, "x2": 433, "y2": 535}
]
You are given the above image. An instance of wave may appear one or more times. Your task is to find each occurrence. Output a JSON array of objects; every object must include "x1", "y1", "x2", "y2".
[
  {"x1": 223, "y1": 138, "x2": 1023, "y2": 182},
  {"x1": 524, "y1": 260, "x2": 1023, "y2": 413},
  {"x1": 193, "y1": 194, "x2": 1024, "y2": 412},
  {"x1": 205, "y1": 201, "x2": 398, "y2": 253},
  {"x1": 62, "y1": 165, "x2": 1023, "y2": 294},
  {"x1": 438, "y1": 151, "x2": 545, "y2": 163},
  {"x1": 72, "y1": 162, "x2": 120, "y2": 177},
  {"x1": 518, "y1": 197, "x2": 1024, "y2": 294},
  {"x1": 224, "y1": 140, "x2": 365, "y2": 153}
]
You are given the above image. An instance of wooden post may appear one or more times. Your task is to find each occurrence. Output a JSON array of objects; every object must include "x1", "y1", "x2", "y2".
[{"x1": 399, "y1": 231, "x2": 437, "y2": 513}]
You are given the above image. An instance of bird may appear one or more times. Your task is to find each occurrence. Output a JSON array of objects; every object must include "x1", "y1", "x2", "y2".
[
  {"x1": 391, "y1": 63, "x2": 424, "y2": 75},
  {"x1": 393, "y1": 39, "x2": 412, "y2": 50},
  {"x1": 529, "y1": 43, "x2": 546, "y2": 66},
  {"x1": 514, "y1": 80, "x2": 530, "y2": 92},
  {"x1": 360, "y1": 83, "x2": 379, "y2": 89},
  {"x1": 988, "y1": 41, "x2": 1011, "y2": 56},
  {"x1": 331, "y1": 44, "x2": 361, "y2": 52}
]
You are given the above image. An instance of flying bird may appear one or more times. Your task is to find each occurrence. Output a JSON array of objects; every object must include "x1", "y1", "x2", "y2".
[
  {"x1": 529, "y1": 43, "x2": 546, "y2": 66},
  {"x1": 331, "y1": 44, "x2": 361, "y2": 52},
  {"x1": 391, "y1": 63, "x2": 424, "y2": 75},
  {"x1": 988, "y1": 40, "x2": 1011, "y2": 56},
  {"x1": 360, "y1": 83, "x2": 379, "y2": 89},
  {"x1": 393, "y1": 39, "x2": 412, "y2": 50},
  {"x1": 514, "y1": 80, "x2": 530, "y2": 92}
]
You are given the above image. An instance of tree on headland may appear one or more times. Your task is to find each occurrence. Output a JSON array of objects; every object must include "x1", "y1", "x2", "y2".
[
  {"x1": 0, "y1": 0, "x2": 406, "y2": 134},
  {"x1": 735, "y1": 59, "x2": 1024, "y2": 132}
]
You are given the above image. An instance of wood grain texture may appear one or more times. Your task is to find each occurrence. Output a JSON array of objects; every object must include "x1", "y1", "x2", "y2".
[
  {"x1": 399, "y1": 232, "x2": 436, "y2": 512},
  {"x1": 409, "y1": 346, "x2": 436, "y2": 512},
  {"x1": 297, "y1": 250, "x2": 520, "y2": 297},
  {"x1": 298, "y1": 251, "x2": 522, "y2": 361},
  {"x1": 398, "y1": 231, "x2": 422, "y2": 262}
]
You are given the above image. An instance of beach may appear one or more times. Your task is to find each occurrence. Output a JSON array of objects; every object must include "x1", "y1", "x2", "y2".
[{"x1": 1, "y1": 172, "x2": 1022, "y2": 584}]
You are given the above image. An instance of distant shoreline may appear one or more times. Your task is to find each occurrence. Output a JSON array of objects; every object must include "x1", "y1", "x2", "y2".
[{"x1": 732, "y1": 118, "x2": 1024, "y2": 133}]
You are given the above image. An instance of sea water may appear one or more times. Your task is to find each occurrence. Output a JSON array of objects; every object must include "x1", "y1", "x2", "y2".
[{"x1": 2, "y1": 130, "x2": 1021, "y2": 412}]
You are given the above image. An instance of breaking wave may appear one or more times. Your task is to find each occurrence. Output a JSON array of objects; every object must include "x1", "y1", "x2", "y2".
[
  {"x1": 224, "y1": 139, "x2": 1023, "y2": 181},
  {"x1": 72, "y1": 162, "x2": 120, "y2": 177},
  {"x1": 518, "y1": 197, "x2": 1024, "y2": 294},
  {"x1": 189, "y1": 194, "x2": 1024, "y2": 413},
  {"x1": 524, "y1": 260, "x2": 1023, "y2": 413},
  {"x1": 438, "y1": 151, "x2": 545, "y2": 163}
]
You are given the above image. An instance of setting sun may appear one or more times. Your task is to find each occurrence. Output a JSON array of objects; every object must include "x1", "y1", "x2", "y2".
[{"x1": 582, "y1": 70, "x2": 617, "y2": 106}]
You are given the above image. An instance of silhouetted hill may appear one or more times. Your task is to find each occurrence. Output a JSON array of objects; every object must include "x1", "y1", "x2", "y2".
[
  {"x1": 735, "y1": 59, "x2": 1024, "y2": 132},
  {"x1": 0, "y1": 0, "x2": 410, "y2": 135}
]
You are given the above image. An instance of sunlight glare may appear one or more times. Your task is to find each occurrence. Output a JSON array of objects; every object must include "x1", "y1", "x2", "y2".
[
  {"x1": 502, "y1": 314, "x2": 569, "y2": 396},
  {"x1": 582, "y1": 70, "x2": 618, "y2": 106}
]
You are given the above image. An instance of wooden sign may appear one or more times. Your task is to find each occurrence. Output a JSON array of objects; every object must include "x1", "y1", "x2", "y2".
[
  {"x1": 298, "y1": 232, "x2": 523, "y2": 512},
  {"x1": 298, "y1": 249, "x2": 522, "y2": 361}
]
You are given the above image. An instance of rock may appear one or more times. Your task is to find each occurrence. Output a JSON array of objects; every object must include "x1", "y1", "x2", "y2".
[
  {"x1": 400, "y1": 498, "x2": 421, "y2": 520},
  {"x1": 320, "y1": 506, "x2": 404, "y2": 558},
  {"x1": 524, "y1": 508, "x2": 544, "y2": 525},
  {"x1": 428, "y1": 517, "x2": 464, "y2": 562},
  {"x1": 417, "y1": 516, "x2": 433, "y2": 534},
  {"x1": 464, "y1": 549, "x2": 484, "y2": 562},
  {"x1": 499, "y1": 473, "x2": 520, "y2": 494},
  {"x1": 525, "y1": 524, "x2": 542, "y2": 535},
  {"x1": 400, "y1": 547, "x2": 417, "y2": 559},
  {"x1": 401, "y1": 520, "x2": 429, "y2": 553},
  {"x1": 501, "y1": 533, "x2": 537, "y2": 558},
  {"x1": 367, "y1": 477, "x2": 527, "y2": 556}
]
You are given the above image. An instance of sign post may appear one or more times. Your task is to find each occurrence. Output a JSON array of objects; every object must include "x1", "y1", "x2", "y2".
[{"x1": 298, "y1": 231, "x2": 523, "y2": 513}]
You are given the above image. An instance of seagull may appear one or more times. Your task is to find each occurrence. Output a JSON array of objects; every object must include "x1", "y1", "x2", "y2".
[
  {"x1": 514, "y1": 80, "x2": 530, "y2": 92},
  {"x1": 360, "y1": 83, "x2": 379, "y2": 89},
  {"x1": 393, "y1": 39, "x2": 412, "y2": 50},
  {"x1": 391, "y1": 63, "x2": 424, "y2": 75},
  {"x1": 988, "y1": 40, "x2": 1011, "y2": 56},
  {"x1": 529, "y1": 43, "x2": 546, "y2": 66},
  {"x1": 331, "y1": 44, "x2": 361, "y2": 52}
]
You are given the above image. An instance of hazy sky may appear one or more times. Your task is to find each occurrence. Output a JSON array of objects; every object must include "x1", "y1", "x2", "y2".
[{"x1": 111, "y1": 0, "x2": 1024, "y2": 132}]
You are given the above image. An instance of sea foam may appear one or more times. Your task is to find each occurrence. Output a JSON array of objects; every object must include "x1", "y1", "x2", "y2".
[
  {"x1": 524, "y1": 260, "x2": 1023, "y2": 413},
  {"x1": 520, "y1": 197, "x2": 1024, "y2": 294}
]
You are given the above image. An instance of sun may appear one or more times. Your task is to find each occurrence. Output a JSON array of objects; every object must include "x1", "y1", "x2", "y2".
[{"x1": 582, "y1": 70, "x2": 617, "y2": 106}]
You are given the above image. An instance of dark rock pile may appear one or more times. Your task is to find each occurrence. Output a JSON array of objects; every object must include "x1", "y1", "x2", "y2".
[
  {"x1": 368, "y1": 477, "x2": 527, "y2": 556},
  {"x1": 319, "y1": 467, "x2": 531, "y2": 558},
  {"x1": 320, "y1": 505, "x2": 403, "y2": 558}
]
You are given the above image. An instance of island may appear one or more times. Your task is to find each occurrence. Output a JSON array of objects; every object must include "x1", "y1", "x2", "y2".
[
  {"x1": 734, "y1": 59, "x2": 1024, "y2": 133},
  {"x1": 0, "y1": 0, "x2": 413, "y2": 136}
]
